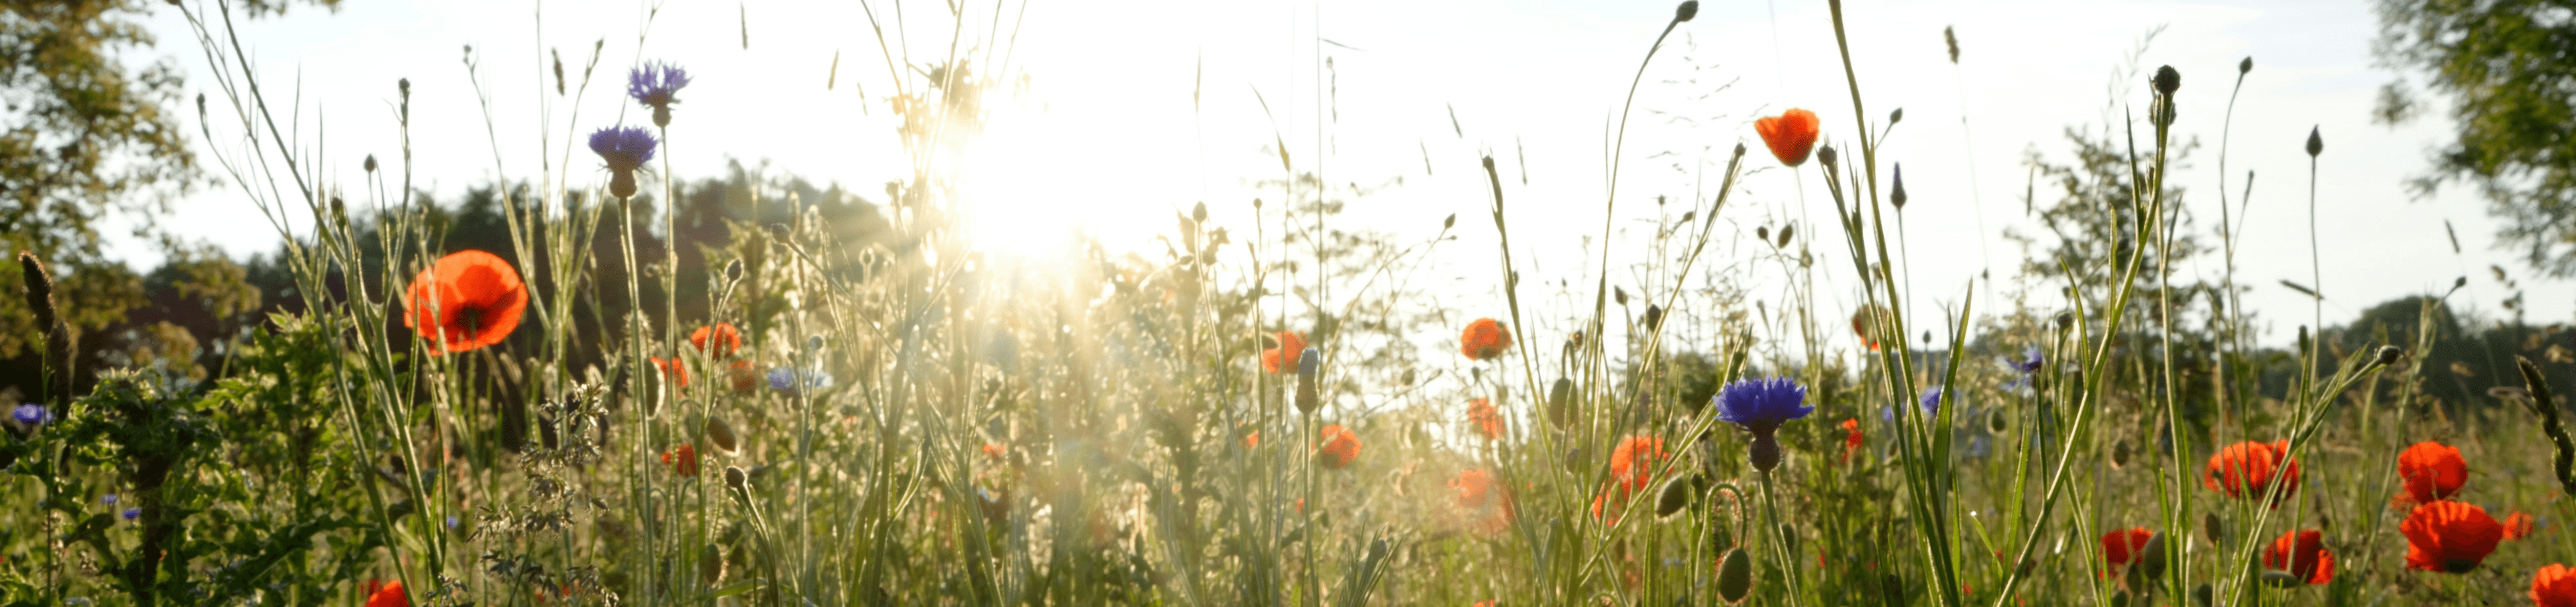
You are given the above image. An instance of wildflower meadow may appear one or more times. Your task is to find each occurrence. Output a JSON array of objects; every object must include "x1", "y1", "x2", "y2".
[{"x1": 11, "y1": 1, "x2": 2576, "y2": 606}]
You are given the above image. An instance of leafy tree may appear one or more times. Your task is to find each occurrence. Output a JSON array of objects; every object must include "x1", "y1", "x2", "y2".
[
  {"x1": 2375, "y1": 0, "x2": 2576, "y2": 275},
  {"x1": 0, "y1": 0, "x2": 334, "y2": 361}
]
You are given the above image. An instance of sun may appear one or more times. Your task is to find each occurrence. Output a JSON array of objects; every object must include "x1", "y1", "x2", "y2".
[{"x1": 955, "y1": 76, "x2": 1206, "y2": 265}]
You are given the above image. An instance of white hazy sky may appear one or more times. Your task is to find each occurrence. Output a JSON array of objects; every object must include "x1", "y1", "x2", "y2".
[{"x1": 122, "y1": 0, "x2": 2569, "y2": 351}]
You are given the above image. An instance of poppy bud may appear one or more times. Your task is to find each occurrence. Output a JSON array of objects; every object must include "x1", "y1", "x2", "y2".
[
  {"x1": 2151, "y1": 65, "x2": 2180, "y2": 96},
  {"x1": 1642, "y1": 305, "x2": 1664, "y2": 331},
  {"x1": 2375, "y1": 345, "x2": 2403, "y2": 367},
  {"x1": 2192, "y1": 583, "x2": 2215, "y2": 606},
  {"x1": 1654, "y1": 475, "x2": 1695, "y2": 520},
  {"x1": 1776, "y1": 223, "x2": 1795, "y2": 248},
  {"x1": 1442, "y1": 213, "x2": 1456, "y2": 229},
  {"x1": 2054, "y1": 311, "x2": 2076, "y2": 331},
  {"x1": 705, "y1": 417, "x2": 739, "y2": 455},
  {"x1": 1715, "y1": 547, "x2": 1754, "y2": 603},
  {"x1": 1674, "y1": 0, "x2": 1698, "y2": 23},
  {"x1": 807, "y1": 335, "x2": 825, "y2": 353},
  {"x1": 1756, "y1": 226, "x2": 1770, "y2": 241},
  {"x1": 1890, "y1": 164, "x2": 1909, "y2": 209},
  {"x1": 1985, "y1": 410, "x2": 2008, "y2": 434},
  {"x1": 1613, "y1": 286, "x2": 1629, "y2": 306},
  {"x1": 1733, "y1": 142, "x2": 1747, "y2": 158},
  {"x1": 1547, "y1": 378, "x2": 1574, "y2": 429},
  {"x1": 724, "y1": 466, "x2": 747, "y2": 490},
  {"x1": 2203, "y1": 512, "x2": 2226, "y2": 547},
  {"x1": 699, "y1": 543, "x2": 726, "y2": 586},
  {"x1": 365, "y1": 154, "x2": 379, "y2": 172},
  {"x1": 2110, "y1": 437, "x2": 2133, "y2": 468},
  {"x1": 1749, "y1": 433, "x2": 1782, "y2": 472},
  {"x1": 1817, "y1": 145, "x2": 1838, "y2": 169},
  {"x1": 724, "y1": 258, "x2": 745, "y2": 282},
  {"x1": 1889, "y1": 107, "x2": 1904, "y2": 125},
  {"x1": 2239, "y1": 56, "x2": 2253, "y2": 74},
  {"x1": 2306, "y1": 126, "x2": 2322, "y2": 157}
]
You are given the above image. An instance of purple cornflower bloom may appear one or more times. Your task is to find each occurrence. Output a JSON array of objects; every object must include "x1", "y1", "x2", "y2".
[
  {"x1": 121, "y1": 508, "x2": 140, "y2": 520},
  {"x1": 588, "y1": 126, "x2": 657, "y2": 172},
  {"x1": 1919, "y1": 386, "x2": 1945, "y2": 415},
  {"x1": 627, "y1": 62, "x2": 692, "y2": 126},
  {"x1": 101, "y1": 494, "x2": 117, "y2": 506},
  {"x1": 588, "y1": 126, "x2": 658, "y2": 198},
  {"x1": 2012, "y1": 346, "x2": 2044, "y2": 374},
  {"x1": 1715, "y1": 377, "x2": 1813, "y2": 435},
  {"x1": 1717, "y1": 377, "x2": 1811, "y2": 473},
  {"x1": 11, "y1": 403, "x2": 48, "y2": 426},
  {"x1": 767, "y1": 368, "x2": 835, "y2": 395},
  {"x1": 1296, "y1": 347, "x2": 1320, "y2": 380}
]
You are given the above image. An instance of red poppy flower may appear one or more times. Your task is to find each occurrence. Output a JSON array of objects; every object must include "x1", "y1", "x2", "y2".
[
  {"x1": 1460, "y1": 318, "x2": 1513, "y2": 361},
  {"x1": 2101, "y1": 527, "x2": 2154, "y2": 573},
  {"x1": 1755, "y1": 108, "x2": 1821, "y2": 167},
  {"x1": 653, "y1": 356, "x2": 691, "y2": 387},
  {"x1": 402, "y1": 250, "x2": 528, "y2": 354},
  {"x1": 1467, "y1": 398, "x2": 1505, "y2": 441},
  {"x1": 1591, "y1": 485, "x2": 1632, "y2": 525},
  {"x1": 662, "y1": 444, "x2": 700, "y2": 478},
  {"x1": 1840, "y1": 417, "x2": 1864, "y2": 463},
  {"x1": 692, "y1": 323, "x2": 743, "y2": 357},
  {"x1": 1261, "y1": 331, "x2": 1307, "y2": 374},
  {"x1": 1452, "y1": 468, "x2": 1513, "y2": 536},
  {"x1": 1242, "y1": 430, "x2": 1260, "y2": 449},
  {"x1": 1316, "y1": 425, "x2": 1360, "y2": 470},
  {"x1": 2402, "y1": 500, "x2": 2503, "y2": 573},
  {"x1": 2507, "y1": 511, "x2": 2537, "y2": 540},
  {"x1": 1609, "y1": 435, "x2": 1668, "y2": 494},
  {"x1": 366, "y1": 580, "x2": 409, "y2": 607},
  {"x1": 2535, "y1": 563, "x2": 2576, "y2": 607},
  {"x1": 2204, "y1": 440, "x2": 2301, "y2": 506},
  {"x1": 981, "y1": 443, "x2": 1006, "y2": 462},
  {"x1": 727, "y1": 360, "x2": 760, "y2": 393},
  {"x1": 2262, "y1": 529, "x2": 2334, "y2": 585},
  {"x1": 2396, "y1": 441, "x2": 2467, "y2": 506}
]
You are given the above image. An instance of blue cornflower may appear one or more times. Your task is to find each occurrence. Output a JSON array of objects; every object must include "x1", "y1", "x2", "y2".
[
  {"x1": 588, "y1": 126, "x2": 659, "y2": 198},
  {"x1": 1918, "y1": 387, "x2": 1945, "y2": 416},
  {"x1": 767, "y1": 368, "x2": 835, "y2": 395},
  {"x1": 627, "y1": 62, "x2": 692, "y2": 125},
  {"x1": 2010, "y1": 346, "x2": 2044, "y2": 374},
  {"x1": 121, "y1": 508, "x2": 140, "y2": 520},
  {"x1": 1715, "y1": 378, "x2": 1813, "y2": 435},
  {"x1": 1716, "y1": 377, "x2": 1811, "y2": 473},
  {"x1": 11, "y1": 403, "x2": 48, "y2": 427},
  {"x1": 100, "y1": 494, "x2": 117, "y2": 506},
  {"x1": 1296, "y1": 347, "x2": 1320, "y2": 379}
]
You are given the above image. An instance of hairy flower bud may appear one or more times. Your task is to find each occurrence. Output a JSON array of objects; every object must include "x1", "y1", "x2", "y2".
[{"x1": 2152, "y1": 65, "x2": 2181, "y2": 96}]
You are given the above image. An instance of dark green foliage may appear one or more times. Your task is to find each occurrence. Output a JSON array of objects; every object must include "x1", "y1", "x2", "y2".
[{"x1": 2375, "y1": 0, "x2": 2576, "y2": 276}]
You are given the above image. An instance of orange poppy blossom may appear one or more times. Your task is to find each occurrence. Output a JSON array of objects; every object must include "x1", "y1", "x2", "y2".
[
  {"x1": 2261, "y1": 529, "x2": 2334, "y2": 586},
  {"x1": 1460, "y1": 318, "x2": 1513, "y2": 361},
  {"x1": 2400, "y1": 500, "x2": 2504, "y2": 573},
  {"x1": 1754, "y1": 108, "x2": 1821, "y2": 167},
  {"x1": 2204, "y1": 440, "x2": 2301, "y2": 507},
  {"x1": 662, "y1": 443, "x2": 700, "y2": 477},
  {"x1": 2395, "y1": 441, "x2": 2467, "y2": 506},
  {"x1": 365, "y1": 580, "x2": 409, "y2": 607},
  {"x1": 1261, "y1": 331, "x2": 1307, "y2": 374},
  {"x1": 2506, "y1": 511, "x2": 2538, "y2": 540},
  {"x1": 1839, "y1": 417, "x2": 1864, "y2": 464},
  {"x1": 2536, "y1": 563, "x2": 2576, "y2": 607},
  {"x1": 2100, "y1": 527, "x2": 2154, "y2": 577},
  {"x1": 691, "y1": 323, "x2": 743, "y2": 357},
  {"x1": 727, "y1": 360, "x2": 761, "y2": 393},
  {"x1": 1590, "y1": 435, "x2": 1668, "y2": 525},
  {"x1": 1849, "y1": 305, "x2": 1883, "y2": 351},
  {"x1": 1316, "y1": 425, "x2": 1361, "y2": 470},
  {"x1": 402, "y1": 250, "x2": 528, "y2": 355},
  {"x1": 652, "y1": 356, "x2": 692, "y2": 387},
  {"x1": 1452, "y1": 468, "x2": 1514, "y2": 537},
  {"x1": 1466, "y1": 398, "x2": 1505, "y2": 441}
]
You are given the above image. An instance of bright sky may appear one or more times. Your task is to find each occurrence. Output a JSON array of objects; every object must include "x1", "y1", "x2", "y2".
[{"x1": 123, "y1": 0, "x2": 2567, "y2": 351}]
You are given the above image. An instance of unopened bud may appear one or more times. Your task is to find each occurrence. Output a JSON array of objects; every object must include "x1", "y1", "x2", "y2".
[
  {"x1": 1674, "y1": 0, "x2": 1699, "y2": 23},
  {"x1": 2151, "y1": 65, "x2": 2180, "y2": 96},
  {"x1": 724, "y1": 466, "x2": 747, "y2": 490},
  {"x1": 1890, "y1": 164, "x2": 1909, "y2": 209},
  {"x1": 2375, "y1": 345, "x2": 2404, "y2": 367},
  {"x1": 1888, "y1": 107, "x2": 1903, "y2": 125},
  {"x1": 1715, "y1": 547, "x2": 1754, "y2": 602},
  {"x1": 364, "y1": 154, "x2": 379, "y2": 172},
  {"x1": 1817, "y1": 145, "x2": 1838, "y2": 169},
  {"x1": 705, "y1": 417, "x2": 740, "y2": 455},
  {"x1": 2306, "y1": 126, "x2": 2323, "y2": 157},
  {"x1": 1654, "y1": 475, "x2": 1695, "y2": 520},
  {"x1": 2239, "y1": 56, "x2": 2253, "y2": 74}
]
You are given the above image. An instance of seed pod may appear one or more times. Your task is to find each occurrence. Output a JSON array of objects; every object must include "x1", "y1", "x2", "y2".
[
  {"x1": 364, "y1": 154, "x2": 379, "y2": 172},
  {"x1": 1715, "y1": 547, "x2": 1754, "y2": 603},
  {"x1": 1673, "y1": 0, "x2": 1698, "y2": 23},
  {"x1": 705, "y1": 417, "x2": 740, "y2": 455},
  {"x1": 1654, "y1": 475, "x2": 1695, "y2": 520},
  {"x1": 2152, "y1": 65, "x2": 2180, "y2": 96},
  {"x1": 1890, "y1": 164, "x2": 1909, "y2": 209},
  {"x1": 698, "y1": 543, "x2": 725, "y2": 586},
  {"x1": 1749, "y1": 434, "x2": 1782, "y2": 473},
  {"x1": 1642, "y1": 305, "x2": 1664, "y2": 332}
]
